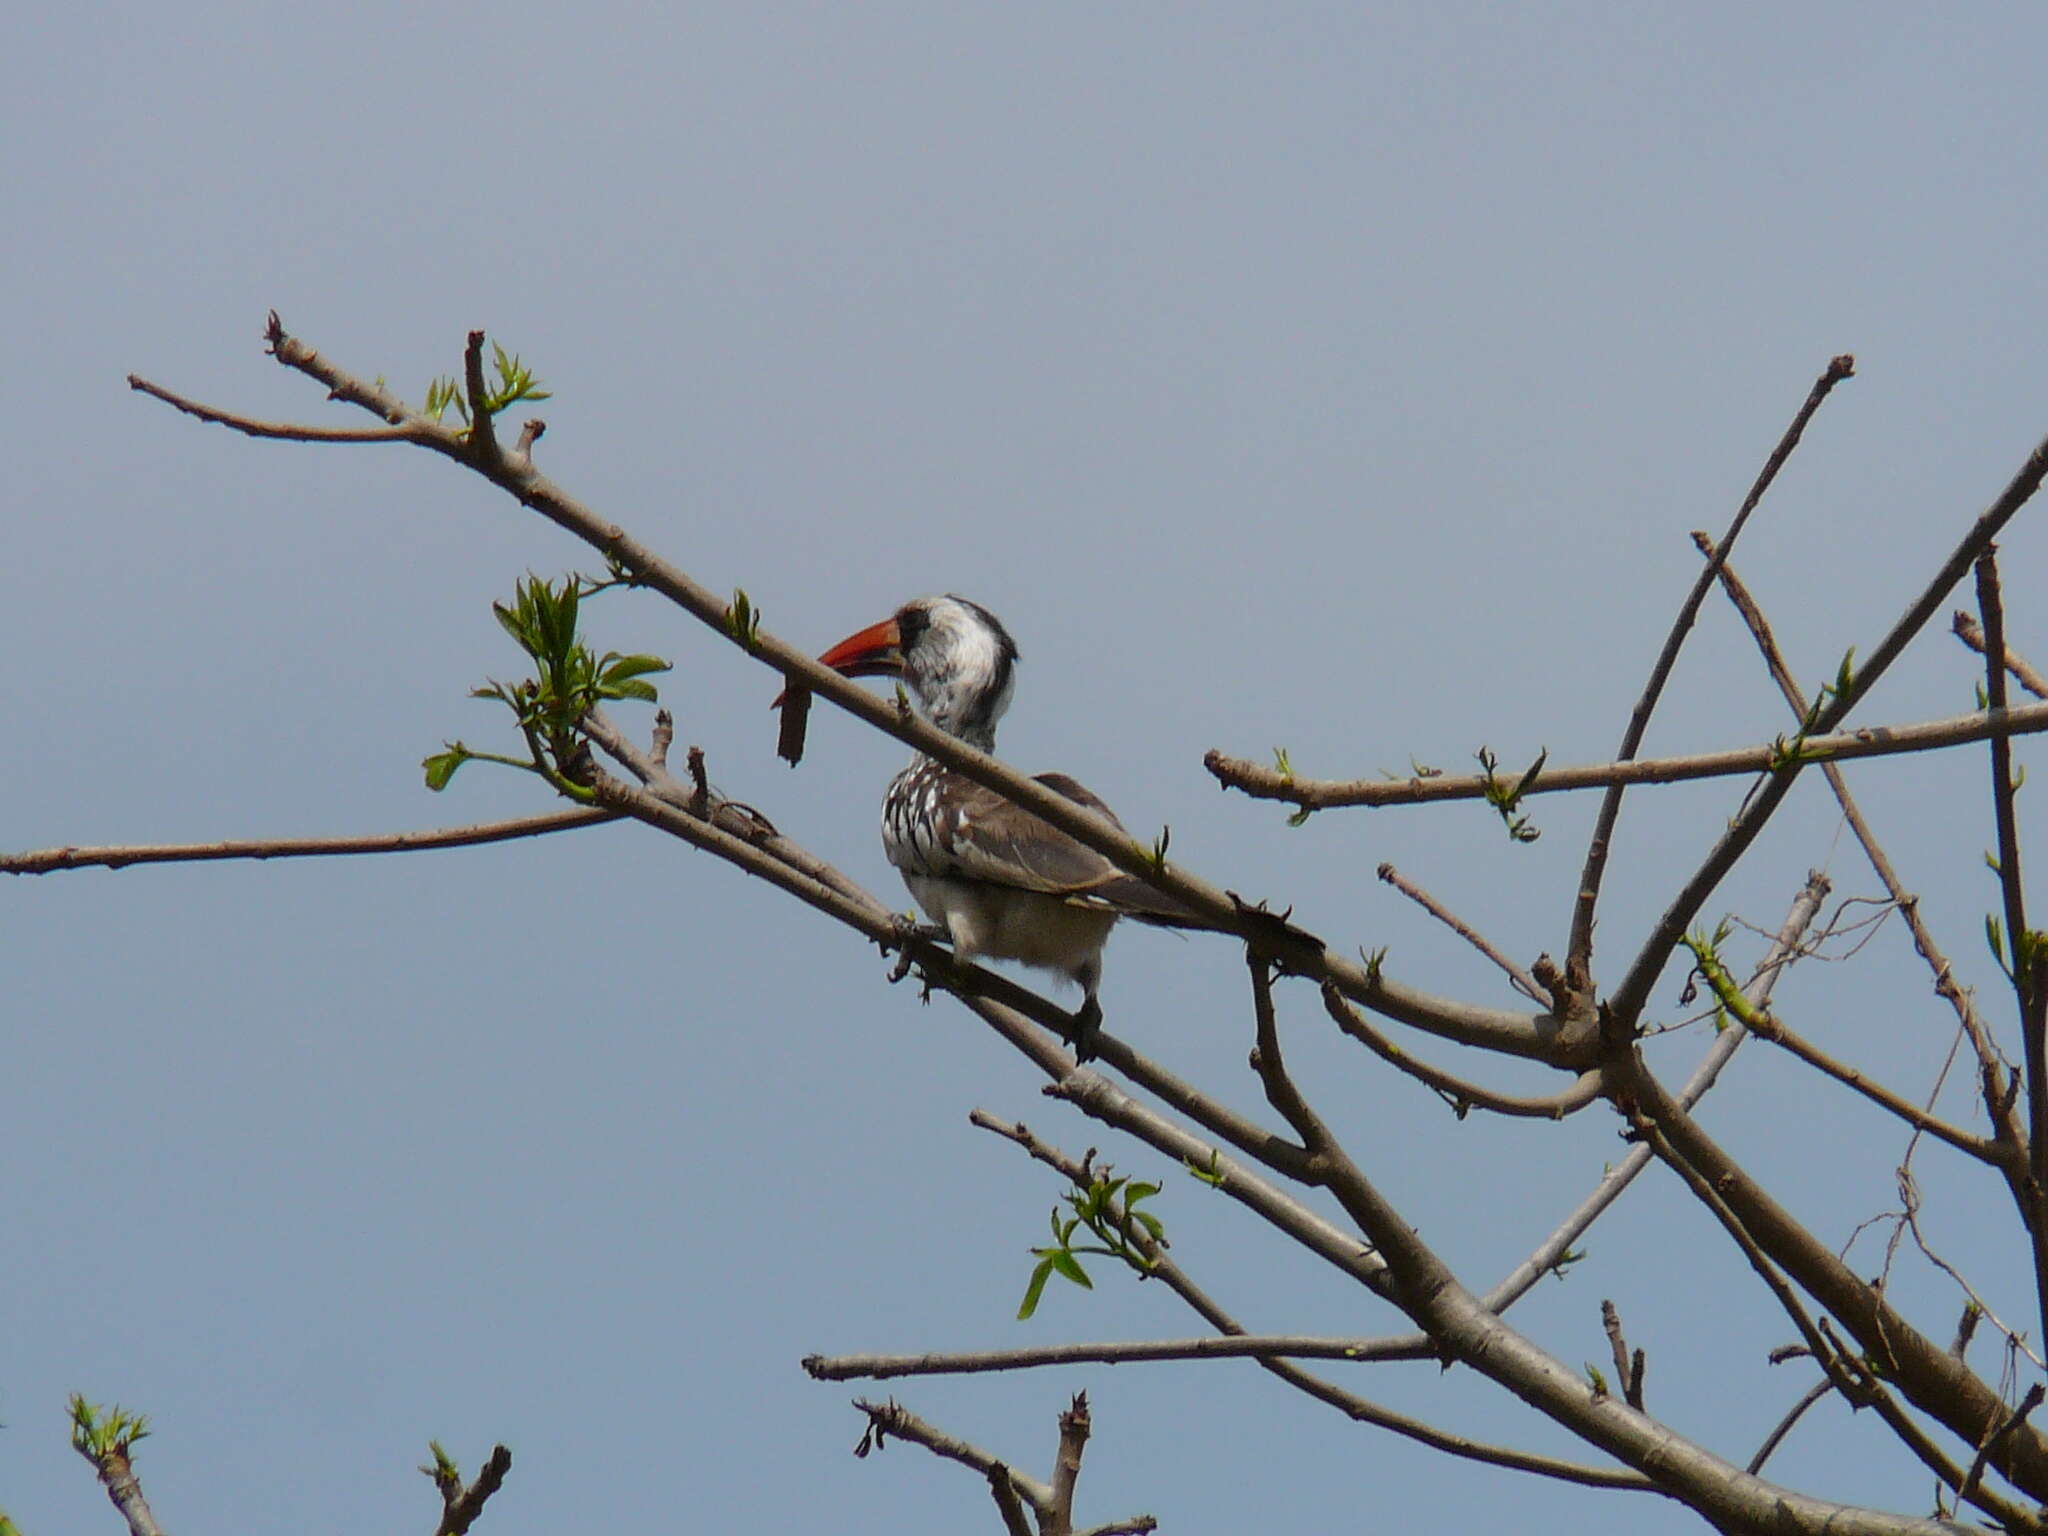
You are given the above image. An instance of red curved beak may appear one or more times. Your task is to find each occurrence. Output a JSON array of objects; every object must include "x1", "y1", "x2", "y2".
[
  {"x1": 815, "y1": 616, "x2": 905, "y2": 680},
  {"x1": 773, "y1": 616, "x2": 904, "y2": 708}
]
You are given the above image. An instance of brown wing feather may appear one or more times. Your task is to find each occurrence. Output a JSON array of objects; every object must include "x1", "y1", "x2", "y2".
[
  {"x1": 929, "y1": 771, "x2": 1213, "y2": 927},
  {"x1": 931, "y1": 773, "x2": 1124, "y2": 894}
]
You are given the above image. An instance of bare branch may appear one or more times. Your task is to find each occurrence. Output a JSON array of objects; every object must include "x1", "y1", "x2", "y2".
[
  {"x1": 1615, "y1": 1053, "x2": 2048, "y2": 1497},
  {"x1": 1046, "y1": 1392, "x2": 1090, "y2": 1536},
  {"x1": 461, "y1": 329, "x2": 501, "y2": 462},
  {"x1": 961, "y1": 1114, "x2": 1653, "y2": 1493},
  {"x1": 1601, "y1": 1301, "x2": 1645, "y2": 1411},
  {"x1": 853, "y1": 1400, "x2": 1053, "y2": 1518},
  {"x1": 70, "y1": 1417, "x2": 164, "y2": 1536},
  {"x1": 1955, "y1": 608, "x2": 2048, "y2": 699},
  {"x1": 1478, "y1": 877, "x2": 1827, "y2": 1316},
  {"x1": 1206, "y1": 697, "x2": 2048, "y2": 810},
  {"x1": 988, "y1": 1466, "x2": 1035, "y2": 1536},
  {"x1": 1746, "y1": 1377, "x2": 1834, "y2": 1476},
  {"x1": 806, "y1": 1334, "x2": 1426, "y2": 1380},
  {"x1": 1722, "y1": 994, "x2": 2007, "y2": 1165},
  {"x1": 4, "y1": 810, "x2": 616, "y2": 875},
  {"x1": 1978, "y1": 556, "x2": 2048, "y2": 1335},
  {"x1": 1705, "y1": 543, "x2": 2021, "y2": 1164},
  {"x1": 423, "y1": 1443, "x2": 513, "y2": 1536},
  {"x1": 127, "y1": 371, "x2": 420, "y2": 442},
  {"x1": 1605, "y1": 414, "x2": 2048, "y2": 1030},
  {"x1": 1377, "y1": 862, "x2": 1550, "y2": 1004},
  {"x1": 144, "y1": 313, "x2": 1559, "y2": 1066},
  {"x1": 1567, "y1": 353, "x2": 1855, "y2": 976},
  {"x1": 1960, "y1": 1384, "x2": 2047, "y2": 1509},
  {"x1": 1323, "y1": 983, "x2": 1605, "y2": 1119}
]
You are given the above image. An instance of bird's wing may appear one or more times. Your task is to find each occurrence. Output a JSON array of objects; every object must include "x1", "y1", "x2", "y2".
[{"x1": 926, "y1": 771, "x2": 1212, "y2": 927}]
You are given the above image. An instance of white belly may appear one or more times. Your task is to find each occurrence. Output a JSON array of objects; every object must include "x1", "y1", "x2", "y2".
[{"x1": 903, "y1": 872, "x2": 1116, "y2": 991}]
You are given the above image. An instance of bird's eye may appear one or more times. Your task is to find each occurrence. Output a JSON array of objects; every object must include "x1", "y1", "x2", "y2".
[{"x1": 896, "y1": 606, "x2": 929, "y2": 648}]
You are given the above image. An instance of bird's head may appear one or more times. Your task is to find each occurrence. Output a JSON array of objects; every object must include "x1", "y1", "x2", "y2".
[{"x1": 815, "y1": 595, "x2": 1020, "y2": 750}]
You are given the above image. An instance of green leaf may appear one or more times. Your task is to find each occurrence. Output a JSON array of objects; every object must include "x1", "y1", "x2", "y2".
[
  {"x1": 1049, "y1": 1249, "x2": 1094, "y2": 1289},
  {"x1": 422, "y1": 747, "x2": 470, "y2": 792},
  {"x1": 600, "y1": 653, "x2": 672, "y2": 682},
  {"x1": 1017, "y1": 1257, "x2": 1056, "y2": 1320}
]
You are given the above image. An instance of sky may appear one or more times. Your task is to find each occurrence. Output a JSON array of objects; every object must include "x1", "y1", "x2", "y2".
[{"x1": 9, "y1": 4, "x2": 2048, "y2": 1532}]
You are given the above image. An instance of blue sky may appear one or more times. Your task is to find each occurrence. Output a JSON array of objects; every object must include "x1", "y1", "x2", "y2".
[{"x1": 10, "y1": 5, "x2": 2048, "y2": 1531}]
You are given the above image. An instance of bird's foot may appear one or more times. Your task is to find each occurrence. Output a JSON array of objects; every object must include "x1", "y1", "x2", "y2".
[
  {"x1": 884, "y1": 915, "x2": 956, "y2": 1002},
  {"x1": 1070, "y1": 996, "x2": 1104, "y2": 1064}
]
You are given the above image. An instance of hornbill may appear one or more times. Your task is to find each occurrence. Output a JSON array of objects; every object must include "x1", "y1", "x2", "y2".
[{"x1": 809, "y1": 594, "x2": 1203, "y2": 1055}]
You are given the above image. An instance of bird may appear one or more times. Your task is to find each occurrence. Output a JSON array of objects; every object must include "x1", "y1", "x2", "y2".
[{"x1": 809, "y1": 594, "x2": 1199, "y2": 1056}]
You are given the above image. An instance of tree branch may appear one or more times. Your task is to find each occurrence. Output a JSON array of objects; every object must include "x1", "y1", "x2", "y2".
[
  {"x1": 3, "y1": 810, "x2": 617, "y2": 875},
  {"x1": 141, "y1": 313, "x2": 1560, "y2": 1067},
  {"x1": 1746, "y1": 1377, "x2": 1833, "y2": 1475},
  {"x1": 1606, "y1": 413, "x2": 2048, "y2": 1031},
  {"x1": 852, "y1": 1399, "x2": 1054, "y2": 1517},
  {"x1": 1614, "y1": 1050, "x2": 2048, "y2": 1498},
  {"x1": 1377, "y1": 862, "x2": 1550, "y2": 1004},
  {"x1": 1046, "y1": 1393, "x2": 1090, "y2": 1536},
  {"x1": 424, "y1": 1443, "x2": 513, "y2": 1536},
  {"x1": 1565, "y1": 353, "x2": 1855, "y2": 977},
  {"x1": 1704, "y1": 542, "x2": 2022, "y2": 1160},
  {"x1": 1322, "y1": 982, "x2": 1605, "y2": 1119},
  {"x1": 958, "y1": 1113, "x2": 1654, "y2": 1493},
  {"x1": 806, "y1": 1334, "x2": 1434, "y2": 1380},
  {"x1": 1206, "y1": 697, "x2": 2048, "y2": 810},
  {"x1": 1976, "y1": 551, "x2": 2048, "y2": 1355},
  {"x1": 1955, "y1": 608, "x2": 2048, "y2": 699},
  {"x1": 127, "y1": 371, "x2": 422, "y2": 442},
  {"x1": 988, "y1": 1466, "x2": 1035, "y2": 1536},
  {"x1": 1734, "y1": 1002, "x2": 2006, "y2": 1164}
]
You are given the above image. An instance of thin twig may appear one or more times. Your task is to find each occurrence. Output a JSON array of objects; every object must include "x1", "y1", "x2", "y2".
[
  {"x1": 960, "y1": 1113, "x2": 1652, "y2": 1492},
  {"x1": 1323, "y1": 983, "x2": 1604, "y2": 1119},
  {"x1": 146, "y1": 312, "x2": 1554, "y2": 1066},
  {"x1": 1601, "y1": 1301, "x2": 1645, "y2": 1411},
  {"x1": 1736, "y1": 1004, "x2": 2008, "y2": 1165},
  {"x1": 1705, "y1": 543, "x2": 2021, "y2": 1161},
  {"x1": 1607, "y1": 410, "x2": 2048, "y2": 1032},
  {"x1": 1627, "y1": 1112, "x2": 1863, "y2": 1410},
  {"x1": 1567, "y1": 354, "x2": 1855, "y2": 976},
  {"x1": 852, "y1": 1399, "x2": 1053, "y2": 1517},
  {"x1": 1615, "y1": 1052, "x2": 2048, "y2": 1498},
  {"x1": 1206, "y1": 697, "x2": 2048, "y2": 810},
  {"x1": 127, "y1": 372, "x2": 420, "y2": 442},
  {"x1": 1746, "y1": 1377, "x2": 1834, "y2": 1475},
  {"x1": 4, "y1": 810, "x2": 617, "y2": 875},
  {"x1": 1378, "y1": 863, "x2": 1550, "y2": 1004},
  {"x1": 1817, "y1": 1320, "x2": 2044, "y2": 1532},
  {"x1": 1478, "y1": 878, "x2": 1827, "y2": 1316},
  {"x1": 1955, "y1": 609, "x2": 2048, "y2": 699},
  {"x1": 1960, "y1": 1384, "x2": 2047, "y2": 1507},
  {"x1": 805, "y1": 1334, "x2": 1415, "y2": 1379}
]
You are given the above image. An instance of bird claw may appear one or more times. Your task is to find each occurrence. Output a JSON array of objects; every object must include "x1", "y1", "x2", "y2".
[
  {"x1": 1071, "y1": 997, "x2": 1104, "y2": 1063},
  {"x1": 884, "y1": 915, "x2": 954, "y2": 997}
]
